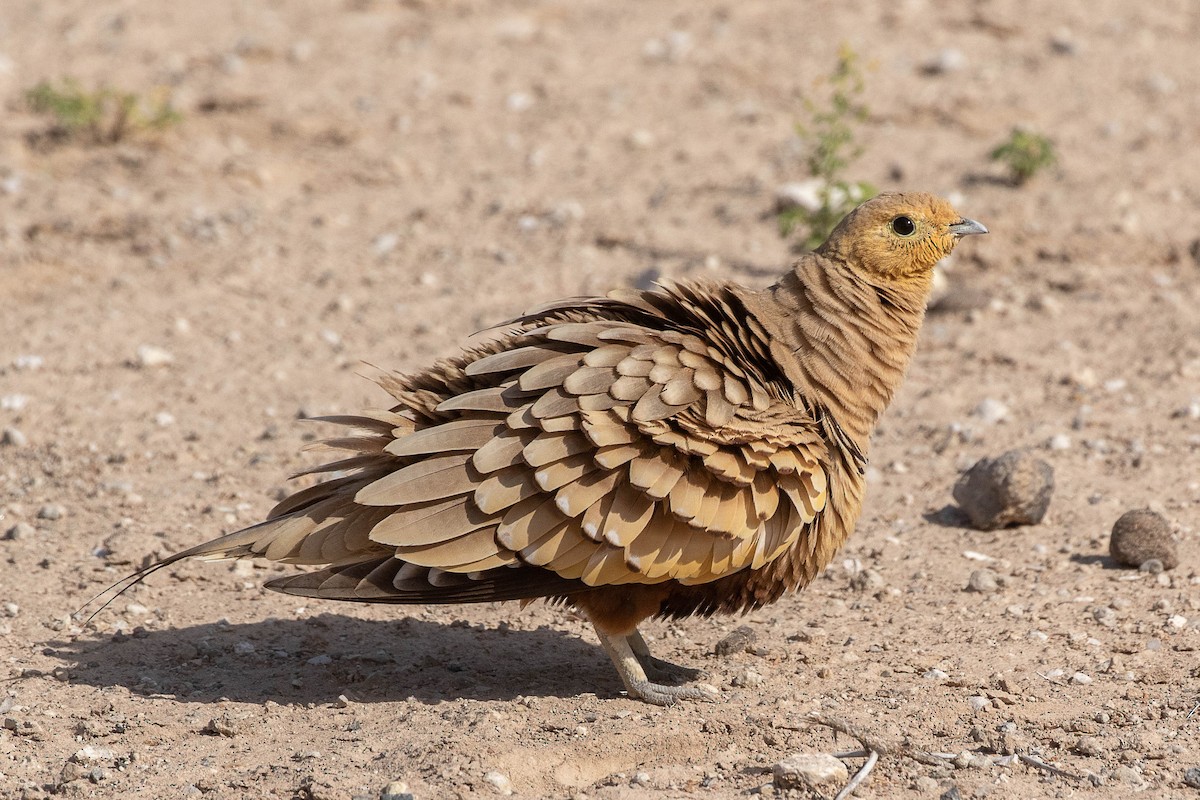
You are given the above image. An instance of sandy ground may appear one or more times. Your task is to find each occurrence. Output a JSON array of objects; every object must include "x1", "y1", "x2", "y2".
[{"x1": 2, "y1": 1, "x2": 1200, "y2": 798}]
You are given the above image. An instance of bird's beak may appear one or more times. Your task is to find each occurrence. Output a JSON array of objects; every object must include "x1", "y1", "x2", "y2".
[{"x1": 948, "y1": 218, "x2": 988, "y2": 237}]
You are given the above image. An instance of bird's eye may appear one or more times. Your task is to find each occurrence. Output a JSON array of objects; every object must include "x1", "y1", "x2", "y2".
[{"x1": 891, "y1": 216, "x2": 916, "y2": 237}]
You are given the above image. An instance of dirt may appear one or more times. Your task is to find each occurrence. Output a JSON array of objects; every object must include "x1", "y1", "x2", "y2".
[{"x1": 2, "y1": 1, "x2": 1199, "y2": 798}]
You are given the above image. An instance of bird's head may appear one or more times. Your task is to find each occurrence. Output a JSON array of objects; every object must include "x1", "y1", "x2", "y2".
[{"x1": 816, "y1": 192, "x2": 987, "y2": 286}]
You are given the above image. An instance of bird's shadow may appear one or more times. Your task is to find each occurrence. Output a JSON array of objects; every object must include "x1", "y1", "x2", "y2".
[{"x1": 49, "y1": 614, "x2": 618, "y2": 705}]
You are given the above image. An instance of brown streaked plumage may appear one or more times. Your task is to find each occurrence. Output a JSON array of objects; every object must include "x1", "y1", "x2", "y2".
[{"x1": 100, "y1": 192, "x2": 986, "y2": 705}]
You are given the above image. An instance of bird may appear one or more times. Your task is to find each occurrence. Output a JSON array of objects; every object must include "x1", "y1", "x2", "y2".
[{"x1": 99, "y1": 192, "x2": 986, "y2": 705}]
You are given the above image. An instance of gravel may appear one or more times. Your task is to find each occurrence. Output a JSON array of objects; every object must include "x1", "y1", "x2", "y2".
[
  {"x1": 1109, "y1": 509, "x2": 1178, "y2": 570},
  {"x1": 952, "y1": 450, "x2": 1054, "y2": 530}
]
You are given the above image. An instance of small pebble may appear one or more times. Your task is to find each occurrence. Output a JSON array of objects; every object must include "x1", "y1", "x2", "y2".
[
  {"x1": 1048, "y1": 434, "x2": 1071, "y2": 451},
  {"x1": 952, "y1": 450, "x2": 1054, "y2": 530},
  {"x1": 1093, "y1": 607, "x2": 1117, "y2": 627},
  {"x1": 714, "y1": 625, "x2": 756, "y2": 656},
  {"x1": 970, "y1": 398, "x2": 1009, "y2": 425},
  {"x1": 380, "y1": 780, "x2": 413, "y2": 800},
  {"x1": 1182, "y1": 767, "x2": 1200, "y2": 789},
  {"x1": 38, "y1": 504, "x2": 64, "y2": 521},
  {"x1": 1071, "y1": 672, "x2": 1093, "y2": 685},
  {"x1": 202, "y1": 712, "x2": 243, "y2": 737},
  {"x1": 733, "y1": 668, "x2": 764, "y2": 688},
  {"x1": 2, "y1": 602, "x2": 17, "y2": 617},
  {"x1": 1075, "y1": 736, "x2": 1103, "y2": 757},
  {"x1": 966, "y1": 695, "x2": 989, "y2": 712},
  {"x1": 372, "y1": 233, "x2": 400, "y2": 257},
  {"x1": 913, "y1": 776, "x2": 940, "y2": 793},
  {"x1": 483, "y1": 771, "x2": 513, "y2": 795},
  {"x1": 1110, "y1": 509, "x2": 1177, "y2": 570},
  {"x1": 4, "y1": 522, "x2": 35, "y2": 540},
  {"x1": 966, "y1": 568, "x2": 1000, "y2": 593},
  {"x1": 1, "y1": 427, "x2": 27, "y2": 447},
  {"x1": 134, "y1": 344, "x2": 174, "y2": 368},
  {"x1": 772, "y1": 753, "x2": 848, "y2": 791},
  {"x1": 923, "y1": 48, "x2": 966, "y2": 74}
]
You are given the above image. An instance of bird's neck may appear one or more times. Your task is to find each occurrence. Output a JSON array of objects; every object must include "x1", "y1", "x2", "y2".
[{"x1": 744, "y1": 255, "x2": 933, "y2": 449}]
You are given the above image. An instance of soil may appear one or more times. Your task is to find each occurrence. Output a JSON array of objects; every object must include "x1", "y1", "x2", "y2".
[{"x1": 2, "y1": 1, "x2": 1199, "y2": 798}]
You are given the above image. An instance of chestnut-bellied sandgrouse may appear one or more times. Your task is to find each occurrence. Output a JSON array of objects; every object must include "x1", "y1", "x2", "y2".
[{"x1": 101, "y1": 192, "x2": 986, "y2": 705}]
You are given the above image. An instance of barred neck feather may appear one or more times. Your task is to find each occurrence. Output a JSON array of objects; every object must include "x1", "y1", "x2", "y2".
[{"x1": 743, "y1": 253, "x2": 934, "y2": 449}]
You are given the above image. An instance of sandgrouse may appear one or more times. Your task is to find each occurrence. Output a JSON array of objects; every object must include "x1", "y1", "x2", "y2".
[{"x1": 110, "y1": 192, "x2": 985, "y2": 705}]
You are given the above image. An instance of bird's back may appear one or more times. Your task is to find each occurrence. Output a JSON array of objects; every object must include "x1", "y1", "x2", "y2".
[{"x1": 165, "y1": 277, "x2": 856, "y2": 620}]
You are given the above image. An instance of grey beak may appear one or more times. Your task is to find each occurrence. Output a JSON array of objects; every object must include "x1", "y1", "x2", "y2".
[{"x1": 949, "y1": 218, "x2": 988, "y2": 237}]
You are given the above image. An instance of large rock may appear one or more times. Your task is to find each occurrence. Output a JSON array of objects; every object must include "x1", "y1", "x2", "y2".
[
  {"x1": 952, "y1": 450, "x2": 1054, "y2": 530},
  {"x1": 1109, "y1": 509, "x2": 1178, "y2": 570}
]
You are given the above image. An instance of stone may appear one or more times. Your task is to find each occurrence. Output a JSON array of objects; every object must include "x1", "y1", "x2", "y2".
[
  {"x1": 1110, "y1": 509, "x2": 1178, "y2": 570},
  {"x1": 134, "y1": 344, "x2": 174, "y2": 368},
  {"x1": 483, "y1": 771, "x2": 513, "y2": 795},
  {"x1": 966, "y1": 568, "x2": 1000, "y2": 593},
  {"x1": 380, "y1": 781, "x2": 413, "y2": 800},
  {"x1": 952, "y1": 450, "x2": 1054, "y2": 530},
  {"x1": 772, "y1": 753, "x2": 848, "y2": 791},
  {"x1": 1, "y1": 427, "x2": 27, "y2": 447},
  {"x1": 714, "y1": 625, "x2": 756, "y2": 656}
]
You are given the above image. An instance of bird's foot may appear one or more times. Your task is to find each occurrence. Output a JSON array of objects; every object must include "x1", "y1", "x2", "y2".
[
  {"x1": 626, "y1": 679, "x2": 720, "y2": 706},
  {"x1": 641, "y1": 655, "x2": 707, "y2": 684}
]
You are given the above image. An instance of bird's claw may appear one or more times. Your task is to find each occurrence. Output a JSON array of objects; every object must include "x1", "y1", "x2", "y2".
[
  {"x1": 627, "y1": 680, "x2": 721, "y2": 706},
  {"x1": 642, "y1": 656, "x2": 708, "y2": 684}
]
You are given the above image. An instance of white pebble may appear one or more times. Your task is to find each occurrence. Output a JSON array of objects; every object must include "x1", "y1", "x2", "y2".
[
  {"x1": 307, "y1": 654, "x2": 332, "y2": 666},
  {"x1": 0, "y1": 394, "x2": 28, "y2": 411},
  {"x1": 967, "y1": 695, "x2": 990, "y2": 712},
  {"x1": 154, "y1": 411, "x2": 176, "y2": 427},
  {"x1": 505, "y1": 92, "x2": 533, "y2": 112},
  {"x1": 1071, "y1": 672, "x2": 1093, "y2": 685},
  {"x1": 12, "y1": 354, "x2": 43, "y2": 370},
  {"x1": 1167, "y1": 615, "x2": 1188, "y2": 629},
  {"x1": 2, "y1": 602, "x2": 18, "y2": 617},
  {"x1": 233, "y1": 641, "x2": 256, "y2": 655},
  {"x1": 484, "y1": 771, "x2": 514, "y2": 795},
  {"x1": 135, "y1": 344, "x2": 174, "y2": 368},
  {"x1": 971, "y1": 397, "x2": 1009, "y2": 424},
  {"x1": 1048, "y1": 434, "x2": 1072, "y2": 450},
  {"x1": 372, "y1": 233, "x2": 400, "y2": 256},
  {"x1": 924, "y1": 48, "x2": 966, "y2": 74}
]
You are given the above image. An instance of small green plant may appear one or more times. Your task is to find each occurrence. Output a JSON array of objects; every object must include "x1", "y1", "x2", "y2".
[
  {"x1": 990, "y1": 128, "x2": 1056, "y2": 185},
  {"x1": 779, "y1": 45, "x2": 877, "y2": 251},
  {"x1": 26, "y1": 79, "x2": 181, "y2": 145}
]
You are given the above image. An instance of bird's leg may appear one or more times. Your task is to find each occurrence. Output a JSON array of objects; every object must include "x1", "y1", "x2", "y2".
[
  {"x1": 594, "y1": 624, "x2": 719, "y2": 706},
  {"x1": 626, "y1": 629, "x2": 707, "y2": 683}
]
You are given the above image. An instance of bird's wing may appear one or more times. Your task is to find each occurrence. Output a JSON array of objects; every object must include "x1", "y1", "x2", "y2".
[{"x1": 163, "y1": 284, "x2": 831, "y2": 599}]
